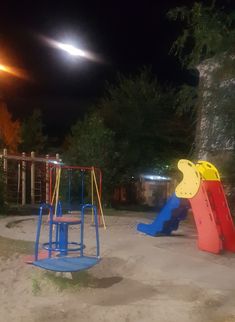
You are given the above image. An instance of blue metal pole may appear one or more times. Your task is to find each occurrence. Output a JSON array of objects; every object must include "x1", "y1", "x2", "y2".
[
  {"x1": 55, "y1": 201, "x2": 62, "y2": 247},
  {"x1": 93, "y1": 205, "x2": 100, "y2": 258},
  {"x1": 80, "y1": 205, "x2": 85, "y2": 257},
  {"x1": 34, "y1": 205, "x2": 43, "y2": 261},
  {"x1": 81, "y1": 170, "x2": 84, "y2": 208},
  {"x1": 59, "y1": 223, "x2": 68, "y2": 256},
  {"x1": 48, "y1": 205, "x2": 53, "y2": 258}
]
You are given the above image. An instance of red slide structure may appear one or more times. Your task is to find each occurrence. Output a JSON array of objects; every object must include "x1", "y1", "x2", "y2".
[{"x1": 176, "y1": 160, "x2": 235, "y2": 254}]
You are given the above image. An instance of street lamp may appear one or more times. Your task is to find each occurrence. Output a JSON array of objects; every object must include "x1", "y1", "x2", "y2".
[
  {"x1": 0, "y1": 64, "x2": 9, "y2": 72},
  {"x1": 0, "y1": 63, "x2": 29, "y2": 80}
]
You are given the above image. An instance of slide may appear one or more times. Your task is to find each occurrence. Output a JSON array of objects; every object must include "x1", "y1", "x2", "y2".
[
  {"x1": 176, "y1": 159, "x2": 235, "y2": 254},
  {"x1": 137, "y1": 194, "x2": 189, "y2": 236},
  {"x1": 204, "y1": 180, "x2": 235, "y2": 252},
  {"x1": 194, "y1": 161, "x2": 235, "y2": 252},
  {"x1": 189, "y1": 182, "x2": 223, "y2": 254}
]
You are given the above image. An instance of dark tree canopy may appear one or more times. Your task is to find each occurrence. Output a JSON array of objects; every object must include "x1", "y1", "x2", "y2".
[
  {"x1": 20, "y1": 109, "x2": 47, "y2": 153},
  {"x1": 65, "y1": 69, "x2": 193, "y2": 202},
  {"x1": 168, "y1": 1, "x2": 235, "y2": 67},
  {"x1": 65, "y1": 113, "x2": 116, "y2": 201},
  {"x1": 98, "y1": 69, "x2": 192, "y2": 179}
]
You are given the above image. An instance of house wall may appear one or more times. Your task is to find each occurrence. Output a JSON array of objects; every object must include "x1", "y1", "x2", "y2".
[{"x1": 112, "y1": 179, "x2": 174, "y2": 208}]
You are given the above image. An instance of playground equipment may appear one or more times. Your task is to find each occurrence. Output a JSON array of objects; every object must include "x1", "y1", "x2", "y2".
[
  {"x1": 137, "y1": 159, "x2": 235, "y2": 254},
  {"x1": 27, "y1": 162, "x2": 106, "y2": 272},
  {"x1": 137, "y1": 194, "x2": 189, "y2": 236},
  {"x1": 0, "y1": 149, "x2": 60, "y2": 205},
  {"x1": 32, "y1": 203, "x2": 100, "y2": 272},
  {"x1": 49, "y1": 163, "x2": 106, "y2": 228}
]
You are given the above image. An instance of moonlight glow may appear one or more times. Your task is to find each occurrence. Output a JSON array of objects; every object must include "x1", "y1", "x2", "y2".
[{"x1": 41, "y1": 36, "x2": 103, "y2": 63}]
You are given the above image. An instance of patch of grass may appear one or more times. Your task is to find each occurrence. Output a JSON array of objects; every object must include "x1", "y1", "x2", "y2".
[
  {"x1": 43, "y1": 270, "x2": 97, "y2": 291},
  {"x1": 43, "y1": 271, "x2": 123, "y2": 292},
  {"x1": 32, "y1": 277, "x2": 41, "y2": 295},
  {"x1": 0, "y1": 235, "x2": 34, "y2": 258}
]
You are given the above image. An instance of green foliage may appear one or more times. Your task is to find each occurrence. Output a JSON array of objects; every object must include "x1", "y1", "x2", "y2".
[
  {"x1": 65, "y1": 70, "x2": 194, "y2": 203},
  {"x1": 65, "y1": 113, "x2": 116, "y2": 201},
  {"x1": 168, "y1": 2, "x2": 235, "y2": 67},
  {"x1": 20, "y1": 109, "x2": 47, "y2": 153},
  {"x1": 98, "y1": 69, "x2": 192, "y2": 179},
  {"x1": 32, "y1": 277, "x2": 41, "y2": 295},
  {"x1": 175, "y1": 84, "x2": 198, "y2": 117},
  {"x1": 43, "y1": 271, "x2": 93, "y2": 291}
]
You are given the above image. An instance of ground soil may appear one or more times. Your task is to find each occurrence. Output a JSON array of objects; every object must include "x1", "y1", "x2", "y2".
[{"x1": 0, "y1": 210, "x2": 235, "y2": 322}]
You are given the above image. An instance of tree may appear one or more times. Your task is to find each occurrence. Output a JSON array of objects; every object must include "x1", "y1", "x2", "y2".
[
  {"x1": 98, "y1": 69, "x2": 192, "y2": 181},
  {"x1": 0, "y1": 102, "x2": 21, "y2": 152},
  {"x1": 65, "y1": 113, "x2": 116, "y2": 202},
  {"x1": 168, "y1": 1, "x2": 235, "y2": 156},
  {"x1": 168, "y1": 1, "x2": 235, "y2": 68},
  {"x1": 168, "y1": 1, "x2": 235, "y2": 206},
  {"x1": 20, "y1": 109, "x2": 47, "y2": 153}
]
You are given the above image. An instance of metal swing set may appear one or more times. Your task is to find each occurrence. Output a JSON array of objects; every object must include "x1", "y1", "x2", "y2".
[{"x1": 31, "y1": 163, "x2": 106, "y2": 272}]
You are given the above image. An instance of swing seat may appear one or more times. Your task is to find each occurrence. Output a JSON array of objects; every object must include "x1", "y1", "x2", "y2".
[{"x1": 33, "y1": 256, "x2": 100, "y2": 272}]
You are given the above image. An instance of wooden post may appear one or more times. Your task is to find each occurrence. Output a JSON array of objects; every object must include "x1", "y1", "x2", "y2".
[
  {"x1": 22, "y1": 152, "x2": 26, "y2": 205},
  {"x1": 31, "y1": 151, "x2": 35, "y2": 204}
]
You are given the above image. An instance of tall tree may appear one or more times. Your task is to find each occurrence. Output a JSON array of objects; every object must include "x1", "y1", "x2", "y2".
[
  {"x1": 168, "y1": 1, "x2": 235, "y2": 201},
  {"x1": 0, "y1": 102, "x2": 21, "y2": 152},
  {"x1": 98, "y1": 69, "x2": 191, "y2": 180},
  {"x1": 20, "y1": 109, "x2": 47, "y2": 153},
  {"x1": 168, "y1": 1, "x2": 235, "y2": 68},
  {"x1": 168, "y1": 1, "x2": 235, "y2": 154},
  {"x1": 65, "y1": 113, "x2": 116, "y2": 202}
]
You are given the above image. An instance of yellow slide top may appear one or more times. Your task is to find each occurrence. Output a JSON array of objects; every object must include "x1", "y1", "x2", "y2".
[
  {"x1": 175, "y1": 159, "x2": 201, "y2": 199},
  {"x1": 196, "y1": 160, "x2": 220, "y2": 181}
]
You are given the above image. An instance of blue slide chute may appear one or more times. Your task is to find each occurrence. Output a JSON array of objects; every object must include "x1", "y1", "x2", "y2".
[{"x1": 137, "y1": 194, "x2": 188, "y2": 236}]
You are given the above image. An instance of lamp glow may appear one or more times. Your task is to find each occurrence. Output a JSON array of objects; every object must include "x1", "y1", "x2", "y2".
[{"x1": 0, "y1": 63, "x2": 29, "y2": 80}]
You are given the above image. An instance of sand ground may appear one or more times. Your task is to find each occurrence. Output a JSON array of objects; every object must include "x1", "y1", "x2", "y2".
[{"x1": 1, "y1": 211, "x2": 235, "y2": 322}]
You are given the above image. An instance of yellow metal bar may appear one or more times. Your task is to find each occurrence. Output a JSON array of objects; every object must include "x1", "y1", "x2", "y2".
[
  {"x1": 92, "y1": 167, "x2": 106, "y2": 229},
  {"x1": 54, "y1": 167, "x2": 61, "y2": 216},
  {"x1": 51, "y1": 168, "x2": 59, "y2": 205},
  {"x1": 48, "y1": 167, "x2": 60, "y2": 220}
]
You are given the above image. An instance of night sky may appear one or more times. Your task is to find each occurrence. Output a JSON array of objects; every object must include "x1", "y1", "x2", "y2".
[{"x1": 0, "y1": 0, "x2": 232, "y2": 141}]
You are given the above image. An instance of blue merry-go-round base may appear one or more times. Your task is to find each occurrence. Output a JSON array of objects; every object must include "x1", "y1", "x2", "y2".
[{"x1": 33, "y1": 256, "x2": 100, "y2": 272}]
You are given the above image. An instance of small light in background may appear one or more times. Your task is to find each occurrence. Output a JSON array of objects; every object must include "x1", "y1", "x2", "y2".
[{"x1": 141, "y1": 174, "x2": 171, "y2": 181}]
